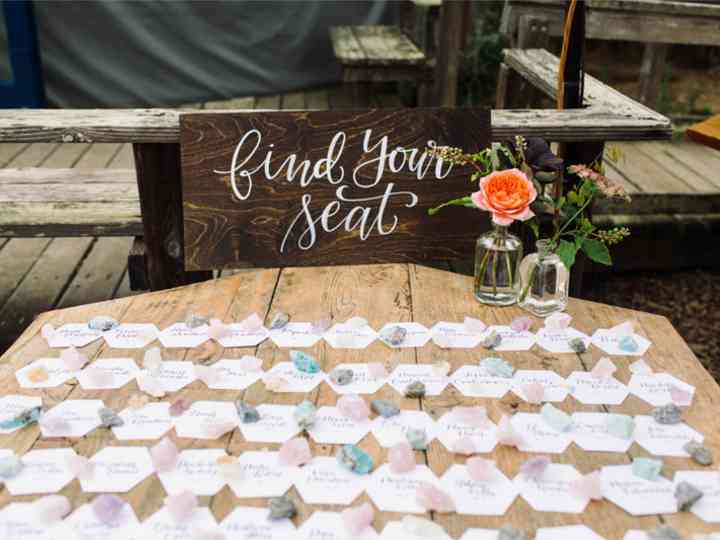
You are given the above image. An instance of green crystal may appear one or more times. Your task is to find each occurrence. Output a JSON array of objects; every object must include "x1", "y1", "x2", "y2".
[
  {"x1": 480, "y1": 357, "x2": 514, "y2": 378},
  {"x1": 336, "y1": 444, "x2": 373, "y2": 474},
  {"x1": 0, "y1": 406, "x2": 41, "y2": 431},
  {"x1": 606, "y1": 414, "x2": 635, "y2": 440},
  {"x1": 632, "y1": 457, "x2": 663, "y2": 481},
  {"x1": 290, "y1": 350, "x2": 321, "y2": 374}
]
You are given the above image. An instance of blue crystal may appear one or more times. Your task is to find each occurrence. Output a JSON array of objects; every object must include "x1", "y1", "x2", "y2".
[
  {"x1": 293, "y1": 400, "x2": 317, "y2": 430},
  {"x1": 480, "y1": 357, "x2": 514, "y2": 378},
  {"x1": 606, "y1": 414, "x2": 635, "y2": 440},
  {"x1": 632, "y1": 457, "x2": 663, "y2": 481},
  {"x1": 290, "y1": 350, "x2": 321, "y2": 374},
  {"x1": 336, "y1": 444, "x2": 373, "y2": 474},
  {"x1": 0, "y1": 406, "x2": 41, "y2": 431},
  {"x1": 618, "y1": 335, "x2": 639, "y2": 353}
]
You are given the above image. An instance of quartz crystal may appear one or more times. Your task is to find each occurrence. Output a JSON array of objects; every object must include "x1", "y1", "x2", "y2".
[
  {"x1": 92, "y1": 494, "x2": 126, "y2": 525},
  {"x1": 203, "y1": 421, "x2": 235, "y2": 439},
  {"x1": 632, "y1": 457, "x2": 663, "y2": 481},
  {"x1": 278, "y1": 437, "x2": 312, "y2": 467},
  {"x1": 467, "y1": 457, "x2": 496, "y2": 481},
  {"x1": 27, "y1": 366, "x2": 49, "y2": 383},
  {"x1": 216, "y1": 455, "x2": 243, "y2": 483},
  {"x1": 136, "y1": 372, "x2": 166, "y2": 398},
  {"x1": 88, "y1": 315, "x2": 118, "y2": 332},
  {"x1": 169, "y1": 398, "x2": 192, "y2": 417},
  {"x1": 336, "y1": 444, "x2": 373, "y2": 474},
  {"x1": 269, "y1": 312, "x2": 290, "y2": 330},
  {"x1": 61, "y1": 346, "x2": 88, "y2": 370},
  {"x1": 389, "y1": 442, "x2": 416, "y2": 473},
  {"x1": 269, "y1": 495, "x2": 297, "y2": 520},
  {"x1": 337, "y1": 394, "x2": 370, "y2": 421},
  {"x1": 342, "y1": 503, "x2": 374, "y2": 535},
  {"x1": 496, "y1": 415, "x2": 523, "y2": 447},
  {"x1": 568, "y1": 337, "x2": 587, "y2": 353},
  {"x1": 522, "y1": 382, "x2": 545, "y2": 404},
  {"x1": 265, "y1": 376, "x2": 289, "y2": 392},
  {"x1": 675, "y1": 481, "x2": 704, "y2": 511},
  {"x1": 380, "y1": 325, "x2": 407, "y2": 346},
  {"x1": 606, "y1": 414, "x2": 635, "y2": 440},
  {"x1": 39, "y1": 414, "x2": 71, "y2": 434},
  {"x1": 618, "y1": 335, "x2": 639, "y2": 353},
  {"x1": 480, "y1": 330, "x2": 501, "y2": 349},
  {"x1": 235, "y1": 400, "x2": 260, "y2": 423},
  {"x1": 165, "y1": 491, "x2": 198, "y2": 523},
  {"x1": 406, "y1": 428, "x2": 428, "y2": 450},
  {"x1": 591, "y1": 357, "x2": 617, "y2": 379},
  {"x1": 290, "y1": 350, "x2": 321, "y2": 374},
  {"x1": 143, "y1": 347, "x2": 163, "y2": 372},
  {"x1": 684, "y1": 440, "x2": 713, "y2": 466},
  {"x1": 544, "y1": 313, "x2": 572, "y2": 330},
  {"x1": 0, "y1": 405, "x2": 41, "y2": 430},
  {"x1": 670, "y1": 385, "x2": 693, "y2": 406},
  {"x1": 239, "y1": 314, "x2": 264, "y2": 332},
  {"x1": 151, "y1": 437, "x2": 180, "y2": 473},
  {"x1": 570, "y1": 471, "x2": 603, "y2": 501},
  {"x1": 480, "y1": 356, "x2": 514, "y2": 378},
  {"x1": 330, "y1": 368, "x2": 354, "y2": 386},
  {"x1": 520, "y1": 456, "x2": 550, "y2": 480},
  {"x1": 98, "y1": 406, "x2": 124, "y2": 428},
  {"x1": 648, "y1": 526, "x2": 683, "y2": 540},
  {"x1": 510, "y1": 316, "x2": 533, "y2": 332},
  {"x1": 498, "y1": 525, "x2": 528, "y2": 540},
  {"x1": 405, "y1": 381, "x2": 426, "y2": 398},
  {"x1": 33, "y1": 495, "x2": 71, "y2": 524},
  {"x1": 294, "y1": 400, "x2": 317, "y2": 430},
  {"x1": 0, "y1": 454, "x2": 23, "y2": 479},
  {"x1": 66, "y1": 454, "x2": 95, "y2": 481},
  {"x1": 311, "y1": 317, "x2": 332, "y2": 334},
  {"x1": 540, "y1": 403, "x2": 573, "y2": 432},
  {"x1": 416, "y1": 483, "x2": 456, "y2": 513},
  {"x1": 185, "y1": 314, "x2": 209, "y2": 328},
  {"x1": 653, "y1": 403, "x2": 683, "y2": 425},
  {"x1": 463, "y1": 316, "x2": 486, "y2": 334},
  {"x1": 207, "y1": 319, "x2": 231, "y2": 341},
  {"x1": 371, "y1": 399, "x2": 400, "y2": 418}
]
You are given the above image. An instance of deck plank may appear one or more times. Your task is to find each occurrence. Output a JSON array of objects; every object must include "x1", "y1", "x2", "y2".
[{"x1": 607, "y1": 142, "x2": 698, "y2": 194}]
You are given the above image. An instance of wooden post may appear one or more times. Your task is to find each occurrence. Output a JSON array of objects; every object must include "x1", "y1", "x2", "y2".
[
  {"x1": 639, "y1": 42, "x2": 669, "y2": 109},
  {"x1": 434, "y1": 0, "x2": 467, "y2": 107},
  {"x1": 133, "y1": 143, "x2": 212, "y2": 290}
]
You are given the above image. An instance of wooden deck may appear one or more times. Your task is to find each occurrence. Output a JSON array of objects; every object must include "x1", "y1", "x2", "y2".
[{"x1": 1, "y1": 85, "x2": 719, "y2": 353}]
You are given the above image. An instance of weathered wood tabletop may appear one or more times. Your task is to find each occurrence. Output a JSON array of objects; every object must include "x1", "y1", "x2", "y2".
[{"x1": 1, "y1": 264, "x2": 718, "y2": 539}]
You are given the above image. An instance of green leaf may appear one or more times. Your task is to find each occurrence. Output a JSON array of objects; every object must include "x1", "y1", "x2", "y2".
[
  {"x1": 427, "y1": 196, "x2": 474, "y2": 216},
  {"x1": 556, "y1": 239, "x2": 579, "y2": 270},
  {"x1": 582, "y1": 238, "x2": 612, "y2": 265},
  {"x1": 528, "y1": 219, "x2": 540, "y2": 239}
]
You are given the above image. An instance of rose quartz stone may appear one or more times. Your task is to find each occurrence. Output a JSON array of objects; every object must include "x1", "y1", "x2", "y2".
[
  {"x1": 389, "y1": 442, "x2": 416, "y2": 474},
  {"x1": 337, "y1": 394, "x2": 370, "y2": 422},
  {"x1": 34, "y1": 495, "x2": 71, "y2": 524},
  {"x1": 65, "y1": 454, "x2": 95, "y2": 481},
  {"x1": 169, "y1": 398, "x2": 193, "y2": 417},
  {"x1": 496, "y1": 414, "x2": 523, "y2": 447},
  {"x1": 466, "y1": 457, "x2": 496, "y2": 481},
  {"x1": 591, "y1": 357, "x2": 617, "y2": 380},
  {"x1": 416, "y1": 483, "x2": 456, "y2": 513},
  {"x1": 278, "y1": 437, "x2": 312, "y2": 467},
  {"x1": 463, "y1": 316, "x2": 486, "y2": 334},
  {"x1": 239, "y1": 313, "x2": 264, "y2": 332},
  {"x1": 523, "y1": 382, "x2": 545, "y2": 404},
  {"x1": 203, "y1": 421, "x2": 235, "y2": 439},
  {"x1": 136, "y1": 372, "x2": 166, "y2": 398},
  {"x1": 151, "y1": 437, "x2": 180, "y2": 473},
  {"x1": 571, "y1": 471, "x2": 603, "y2": 501},
  {"x1": 142, "y1": 347, "x2": 163, "y2": 372},
  {"x1": 60, "y1": 346, "x2": 88, "y2": 370},
  {"x1": 92, "y1": 494, "x2": 126, "y2": 525},
  {"x1": 341, "y1": 503, "x2": 374, "y2": 535},
  {"x1": 510, "y1": 316, "x2": 533, "y2": 332},
  {"x1": 207, "y1": 319, "x2": 231, "y2": 341},
  {"x1": 165, "y1": 491, "x2": 198, "y2": 523},
  {"x1": 670, "y1": 385, "x2": 693, "y2": 406},
  {"x1": 544, "y1": 312, "x2": 572, "y2": 330}
]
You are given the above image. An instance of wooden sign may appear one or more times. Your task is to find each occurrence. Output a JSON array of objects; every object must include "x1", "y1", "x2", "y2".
[{"x1": 180, "y1": 109, "x2": 490, "y2": 270}]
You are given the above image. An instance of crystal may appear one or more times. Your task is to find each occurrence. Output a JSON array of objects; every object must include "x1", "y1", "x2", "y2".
[
  {"x1": 185, "y1": 314, "x2": 209, "y2": 328},
  {"x1": 463, "y1": 316, "x2": 486, "y2": 334},
  {"x1": 61, "y1": 346, "x2": 88, "y2": 370},
  {"x1": 520, "y1": 456, "x2": 550, "y2": 480},
  {"x1": 278, "y1": 437, "x2": 312, "y2": 467},
  {"x1": 367, "y1": 362, "x2": 388, "y2": 379},
  {"x1": 98, "y1": 406, "x2": 124, "y2": 428},
  {"x1": 216, "y1": 455, "x2": 243, "y2": 482},
  {"x1": 136, "y1": 372, "x2": 166, "y2": 398},
  {"x1": 293, "y1": 400, "x2": 317, "y2": 431},
  {"x1": 269, "y1": 312, "x2": 290, "y2": 330},
  {"x1": 432, "y1": 360, "x2": 451, "y2": 377},
  {"x1": 380, "y1": 325, "x2": 407, "y2": 346},
  {"x1": 389, "y1": 442, "x2": 416, "y2": 473},
  {"x1": 405, "y1": 381, "x2": 426, "y2": 398},
  {"x1": 84, "y1": 366, "x2": 114, "y2": 387},
  {"x1": 66, "y1": 453, "x2": 95, "y2": 480},
  {"x1": 606, "y1": 414, "x2": 635, "y2": 440},
  {"x1": 88, "y1": 315, "x2": 118, "y2": 332},
  {"x1": 268, "y1": 495, "x2": 297, "y2": 520},
  {"x1": 632, "y1": 457, "x2": 663, "y2": 481},
  {"x1": 684, "y1": 440, "x2": 713, "y2": 466},
  {"x1": 496, "y1": 414, "x2": 523, "y2": 447},
  {"x1": 406, "y1": 428, "x2": 427, "y2": 450},
  {"x1": 337, "y1": 394, "x2": 370, "y2": 421},
  {"x1": 675, "y1": 480, "x2": 704, "y2": 511},
  {"x1": 670, "y1": 385, "x2": 693, "y2": 406},
  {"x1": 480, "y1": 356, "x2": 514, "y2": 378},
  {"x1": 33, "y1": 495, "x2": 71, "y2": 524},
  {"x1": 402, "y1": 515, "x2": 447, "y2": 538},
  {"x1": 127, "y1": 394, "x2": 150, "y2": 410},
  {"x1": 235, "y1": 400, "x2": 260, "y2": 423},
  {"x1": 194, "y1": 365, "x2": 219, "y2": 386},
  {"x1": 545, "y1": 312, "x2": 572, "y2": 330},
  {"x1": 591, "y1": 357, "x2": 617, "y2": 379},
  {"x1": 290, "y1": 350, "x2": 321, "y2": 374},
  {"x1": 203, "y1": 421, "x2": 235, "y2": 439},
  {"x1": 618, "y1": 335, "x2": 639, "y2": 353},
  {"x1": 453, "y1": 406, "x2": 489, "y2": 427},
  {"x1": 416, "y1": 482, "x2": 455, "y2": 513},
  {"x1": 610, "y1": 321, "x2": 634, "y2": 337},
  {"x1": 239, "y1": 313, "x2": 264, "y2": 332},
  {"x1": 39, "y1": 414, "x2": 71, "y2": 434},
  {"x1": 342, "y1": 503, "x2": 374, "y2": 536},
  {"x1": 452, "y1": 436, "x2": 476, "y2": 455},
  {"x1": 653, "y1": 403, "x2": 683, "y2": 425},
  {"x1": 432, "y1": 332, "x2": 452, "y2": 349},
  {"x1": 169, "y1": 398, "x2": 192, "y2": 417},
  {"x1": 629, "y1": 359, "x2": 653, "y2": 375},
  {"x1": 165, "y1": 491, "x2": 198, "y2": 523},
  {"x1": 330, "y1": 368, "x2": 353, "y2": 386},
  {"x1": 311, "y1": 317, "x2": 332, "y2": 334},
  {"x1": 540, "y1": 403, "x2": 573, "y2": 432},
  {"x1": 92, "y1": 494, "x2": 126, "y2": 525},
  {"x1": 0, "y1": 454, "x2": 23, "y2": 479},
  {"x1": 142, "y1": 347, "x2": 163, "y2": 373},
  {"x1": 522, "y1": 382, "x2": 545, "y2": 404},
  {"x1": 510, "y1": 316, "x2": 533, "y2": 332},
  {"x1": 238, "y1": 355, "x2": 263, "y2": 372},
  {"x1": 568, "y1": 337, "x2": 587, "y2": 353},
  {"x1": 265, "y1": 375, "x2": 289, "y2": 392},
  {"x1": 336, "y1": 444, "x2": 373, "y2": 474},
  {"x1": 151, "y1": 437, "x2": 180, "y2": 473},
  {"x1": 0, "y1": 405, "x2": 41, "y2": 431},
  {"x1": 41, "y1": 323, "x2": 55, "y2": 341},
  {"x1": 498, "y1": 525, "x2": 528, "y2": 540},
  {"x1": 27, "y1": 366, "x2": 49, "y2": 383},
  {"x1": 570, "y1": 471, "x2": 603, "y2": 501},
  {"x1": 207, "y1": 319, "x2": 231, "y2": 340},
  {"x1": 371, "y1": 399, "x2": 400, "y2": 418},
  {"x1": 648, "y1": 526, "x2": 683, "y2": 540},
  {"x1": 481, "y1": 330, "x2": 501, "y2": 349},
  {"x1": 467, "y1": 457, "x2": 496, "y2": 481},
  {"x1": 346, "y1": 316, "x2": 368, "y2": 329}
]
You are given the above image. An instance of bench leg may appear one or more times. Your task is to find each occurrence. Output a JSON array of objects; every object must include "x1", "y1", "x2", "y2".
[{"x1": 133, "y1": 143, "x2": 212, "y2": 291}]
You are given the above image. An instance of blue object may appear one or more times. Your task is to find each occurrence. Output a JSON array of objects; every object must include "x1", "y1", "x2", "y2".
[
  {"x1": 336, "y1": 444, "x2": 373, "y2": 475},
  {"x1": 618, "y1": 335, "x2": 639, "y2": 353},
  {"x1": 1, "y1": 0, "x2": 45, "y2": 107},
  {"x1": 480, "y1": 357, "x2": 514, "y2": 378},
  {"x1": 291, "y1": 350, "x2": 321, "y2": 374}
]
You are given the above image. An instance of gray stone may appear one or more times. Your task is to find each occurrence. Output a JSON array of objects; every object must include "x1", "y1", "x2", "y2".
[
  {"x1": 185, "y1": 313, "x2": 209, "y2": 328},
  {"x1": 98, "y1": 407, "x2": 124, "y2": 428},
  {"x1": 481, "y1": 330, "x2": 502, "y2": 349},
  {"x1": 568, "y1": 337, "x2": 587, "y2": 353},
  {"x1": 269, "y1": 312, "x2": 290, "y2": 330},
  {"x1": 268, "y1": 495, "x2": 297, "y2": 520},
  {"x1": 293, "y1": 400, "x2": 317, "y2": 431},
  {"x1": 498, "y1": 525, "x2": 527, "y2": 540},
  {"x1": 371, "y1": 399, "x2": 400, "y2": 418},
  {"x1": 405, "y1": 381, "x2": 426, "y2": 399},
  {"x1": 647, "y1": 525, "x2": 683, "y2": 540},
  {"x1": 0, "y1": 454, "x2": 23, "y2": 479},
  {"x1": 88, "y1": 315, "x2": 119, "y2": 332},
  {"x1": 653, "y1": 403, "x2": 683, "y2": 425},
  {"x1": 330, "y1": 368, "x2": 354, "y2": 386},
  {"x1": 380, "y1": 325, "x2": 407, "y2": 346},
  {"x1": 684, "y1": 440, "x2": 714, "y2": 466},
  {"x1": 406, "y1": 428, "x2": 428, "y2": 450},
  {"x1": 235, "y1": 401, "x2": 260, "y2": 424},
  {"x1": 675, "y1": 481, "x2": 704, "y2": 511}
]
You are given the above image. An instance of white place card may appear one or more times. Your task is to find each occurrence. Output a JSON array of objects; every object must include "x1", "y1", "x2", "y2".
[
  {"x1": 325, "y1": 362, "x2": 388, "y2": 395},
  {"x1": 140, "y1": 507, "x2": 217, "y2": 540},
  {"x1": 220, "y1": 506, "x2": 296, "y2": 540},
  {"x1": 79, "y1": 446, "x2": 154, "y2": 493},
  {"x1": 388, "y1": 364, "x2": 449, "y2": 396},
  {"x1": 371, "y1": 410, "x2": 438, "y2": 448},
  {"x1": 512, "y1": 370, "x2": 570, "y2": 403},
  {"x1": 0, "y1": 395, "x2": 42, "y2": 434},
  {"x1": 628, "y1": 373, "x2": 695, "y2": 406},
  {"x1": 0, "y1": 502, "x2": 61, "y2": 540},
  {"x1": 440, "y1": 464, "x2": 518, "y2": 516},
  {"x1": 566, "y1": 371, "x2": 629, "y2": 405},
  {"x1": 430, "y1": 322, "x2": 484, "y2": 348},
  {"x1": 514, "y1": 463, "x2": 589, "y2": 513},
  {"x1": 269, "y1": 322, "x2": 323, "y2": 348},
  {"x1": 239, "y1": 404, "x2": 301, "y2": 443},
  {"x1": 324, "y1": 322, "x2": 378, "y2": 349},
  {"x1": 535, "y1": 525, "x2": 606, "y2": 540},
  {"x1": 485, "y1": 325, "x2": 536, "y2": 351},
  {"x1": 103, "y1": 323, "x2": 158, "y2": 349},
  {"x1": 571, "y1": 412, "x2": 634, "y2": 453},
  {"x1": 366, "y1": 464, "x2": 441, "y2": 514},
  {"x1": 217, "y1": 323, "x2": 269, "y2": 348},
  {"x1": 633, "y1": 415, "x2": 704, "y2": 457},
  {"x1": 435, "y1": 410, "x2": 498, "y2": 453},
  {"x1": 382, "y1": 520, "x2": 452, "y2": 540},
  {"x1": 263, "y1": 362, "x2": 325, "y2": 393},
  {"x1": 40, "y1": 399, "x2": 103, "y2": 438},
  {"x1": 601, "y1": 464, "x2": 676, "y2": 516},
  {"x1": 173, "y1": 400, "x2": 238, "y2": 440},
  {"x1": 674, "y1": 470, "x2": 720, "y2": 523},
  {"x1": 307, "y1": 406, "x2": 372, "y2": 445},
  {"x1": 378, "y1": 322, "x2": 431, "y2": 348},
  {"x1": 156, "y1": 448, "x2": 227, "y2": 496},
  {"x1": 45, "y1": 323, "x2": 103, "y2": 348},
  {"x1": 157, "y1": 322, "x2": 209, "y2": 348},
  {"x1": 61, "y1": 500, "x2": 140, "y2": 540},
  {"x1": 76, "y1": 358, "x2": 139, "y2": 390},
  {"x1": 205, "y1": 358, "x2": 264, "y2": 390},
  {"x1": 112, "y1": 402, "x2": 174, "y2": 440},
  {"x1": 591, "y1": 328, "x2": 651, "y2": 357},
  {"x1": 141, "y1": 361, "x2": 197, "y2": 393},
  {"x1": 511, "y1": 413, "x2": 573, "y2": 454},
  {"x1": 535, "y1": 327, "x2": 591, "y2": 354},
  {"x1": 297, "y1": 511, "x2": 379, "y2": 540},
  {"x1": 16, "y1": 358, "x2": 79, "y2": 388},
  {"x1": 449, "y1": 366, "x2": 513, "y2": 399},
  {"x1": 227, "y1": 451, "x2": 296, "y2": 498},
  {"x1": 5, "y1": 448, "x2": 76, "y2": 495},
  {"x1": 294, "y1": 456, "x2": 367, "y2": 505}
]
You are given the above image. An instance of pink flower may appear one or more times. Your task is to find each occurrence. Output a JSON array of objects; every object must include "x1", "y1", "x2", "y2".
[{"x1": 471, "y1": 168, "x2": 537, "y2": 226}]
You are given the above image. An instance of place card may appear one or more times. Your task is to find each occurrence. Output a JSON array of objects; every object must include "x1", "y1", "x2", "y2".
[
  {"x1": 112, "y1": 402, "x2": 174, "y2": 440},
  {"x1": 263, "y1": 361, "x2": 325, "y2": 393},
  {"x1": 674, "y1": 470, "x2": 720, "y2": 523},
  {"x1": 325, "y1": 362, "x2": 388, "y2": 394},
  {"x1": 324, "y1": 322, "x2": 378, "y2": 349},
  {"x1": 157, "y1": 322, "x2": 210, "y2": 348},
  {"x1": 449, "y1": 365, "x2": 513, "y2": 399},
  {"x1": 227, "y1": 451, "x2": 296, "y2": 498},
  {"x1": 514, "y1": 463, "x2": 589, "y2": 513},
  {"x1": 535, "y1": 525, "x2": 606, "y2": 540},
  {"x1": 601, "y1": 464, "x2": 676, "y2": 515},
  {"x1": 294, "y1": 456, "x2": 367, "y2": 505},
  {"x1": 307, "y1": 406, "x2": 372, "y2": 444},
  {"x1": 591, "y1": 328, "x2": 651, "y2": 356},
  {"x1": 140, "y1": 506, "x2": 217, "y2": 540},
  {"x1": 430, "y1": 322, "x2": 484, "y2": 348},
  {"x1": 485, "y1": 325, "x2": 536, "y2": 351},
  {"x1": 217, "y1": 322, "x2": 269, "y2": 348},
  {"x1": 156, "y1": 448, "x2": 227, "y2": 496},
  {"x1": 40, "y1": 399, "x2": 104, "y2": 438},
  {"x1": 140, "y1": 361, "x2": 197, "y2": 393},
  {"x1": 45, "y1": 323, "x2": 103, "y2": 348},
  {"x1": 205, "y1": 358, "x2": 264, "y2": 390},
  {"x1": 388, "y1": 364, "x2": 449, "y2": 396},
  {"x1": 458, "y1": 529, "x2": 504, "y2": 540},
  {"x1": 511, "y1": 413, "x2": 573, "y2": 454},
  {"x1": 298, "y1": 511, "x2": 379, "y2": 540},
  {"x1": 633, "y1": 415, "x2": 704, "y2": 456},
  {"x1": 628, "y1": 373, "x2": 695, "y2": 406},
  {"x1": 61, "y1": 500, "x2": 140, "y2": 540},
  {"x1": 566, "y1": 371, "x2": 629, "y2": 405},
  {"x1": 5, "y1": 448, "x2": 76, "y2": 495},
  {"x1": 0, "y1": 395, "x2": 42, "y2": 434},
  {"x1": 440, "y1": 464, "x2": 518, "y2": 515},
  {"x1": 16, "y1": 358, "x2": 79, "y2": 388},
  {"x1": 371, "y1": 410, "x2": 438, "y2": 448},
  {"x1": 76, "y1": 358, "x2": 139, "y2": 390},
  {"x1": 366, "y1": 464, "x2": 441, "y2": 513},
  {"x1": 79, "y1": 446, "x2": 154, "y2": 493},
  {"x1": 173, "y1": 400, "x2": 238, "y2": 440},
  {"x1": 239, "y1": 404, "x2": 301, "y2": 443},
  {"x1": 378, "y1": 322, "x2": 431, "y2": 348},
  {"x1": 436, "y1": 410, "x2": 498, "y2": 453},
  {"x1": 571, "y1": 412, "x2": 634, "y2": 453},
  {"x1": 220, "y1": 506, "x2": 296, "y2": 540},
  {"x1": 0, "y1": 502, "x2": 60, "y2": 540},
  {"x1": 269, "y1": 322, "x2": 323, "y2": 348},
  {"x1": 512, "y1": 370, "x2": 570, "y2": 403},
  {"x1": 382, "y1": 520, "x2": 452, "y2": 540},
  {"x1": 535, "y1": 327, "x2": 591, "y2": 354},
  {"x1": 103, "y1": 323, "x2": 158, "y2": 349}
]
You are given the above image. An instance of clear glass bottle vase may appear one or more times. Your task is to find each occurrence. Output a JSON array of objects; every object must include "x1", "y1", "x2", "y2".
[
  {"x1": 474, "y1": 224, "x2": 523, "y2": 306},
  {"x1": 518, "y1": 238, "x2": 570, "y2": 316}
]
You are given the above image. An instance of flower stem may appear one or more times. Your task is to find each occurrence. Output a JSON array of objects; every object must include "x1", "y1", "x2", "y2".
[{"x1": 519, "y1": 262, "x2": 538, "y2": 302}]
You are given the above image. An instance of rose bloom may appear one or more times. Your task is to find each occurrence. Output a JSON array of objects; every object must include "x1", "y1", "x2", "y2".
[{"x1": 471, "y1": 168, "x2": 537, "y2": 225}]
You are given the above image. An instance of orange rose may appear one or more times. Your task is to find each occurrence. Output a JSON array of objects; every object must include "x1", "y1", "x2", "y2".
[{"x1": 471, "y1": 168, "x2": 537, "y2": 225}]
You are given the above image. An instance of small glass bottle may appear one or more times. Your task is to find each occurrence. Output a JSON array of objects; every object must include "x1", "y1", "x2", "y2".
[
  {"x1": 518, "y1": 238, "x2": 570, "y2": 316},
  {"x1": 474, "y1": 224, "x2": 523, "y2": 306}
]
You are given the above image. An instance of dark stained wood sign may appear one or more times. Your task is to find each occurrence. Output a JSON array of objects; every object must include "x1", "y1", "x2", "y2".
[{"x1": 180, "y1": 109, "x2": 490, "y2": 270}]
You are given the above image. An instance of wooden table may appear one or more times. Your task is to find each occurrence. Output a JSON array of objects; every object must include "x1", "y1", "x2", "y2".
[{"x1": 1, "y1": 264, "x2": 718, "y2": 539}]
